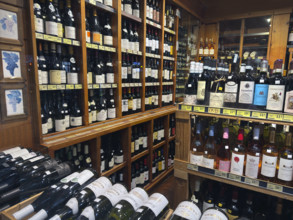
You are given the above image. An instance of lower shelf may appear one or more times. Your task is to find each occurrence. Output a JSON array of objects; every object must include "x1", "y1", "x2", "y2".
[
  {"x1": 144, "y1": 166, "x2": 174, "y2": 191},
  {"x1": 174, "y1": 159, "x2": 293, "y2": 201},
  {"x1": 101, "y1": 162, "x2": 127, "y2": 177}
]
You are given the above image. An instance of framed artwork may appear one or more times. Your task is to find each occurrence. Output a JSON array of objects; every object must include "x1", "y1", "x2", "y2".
[{"x1": 2, "y1": 50, "x2": 21, "y2": 78}]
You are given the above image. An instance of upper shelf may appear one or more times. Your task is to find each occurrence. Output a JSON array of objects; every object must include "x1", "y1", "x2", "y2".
[
  {"x1": 121, "y1": 11, "x2": 142, "y2": 23},
  {"x1": 178, "y1": 103, "x2": 293, "y2": 125},
  {"x1": 220, "y1": 32, "x2": 270, "y2": 38},
  {"x1": 35, "y1": 33, "x2": 80, "y2": 46},
  {"x1": 85, "y1": 0, "x2": 116, "y2": 14},
  {"x1": 146, "y1": 19, "x2": 162, "y2": 29}
]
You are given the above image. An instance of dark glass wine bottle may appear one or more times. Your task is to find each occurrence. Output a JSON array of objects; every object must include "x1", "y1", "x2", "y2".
[
  {"x1": 103, "y1": 16, "x2": 113, "y2": 46},
  {"x1": 91, "y1": 9, "x2": 102, "y2": 45},
  {"x1": 45, "y1": 0, "x2": 58, "y2": 36},
  {"x1": 197, "y1": 58, "x2": 211, "y2": 105},
  {"x1": 170, "y1": 201, "x2": 201, "y2": 220},
  {"x1": 63, "y1": 0, "x2": 75, "y2": 39},
  {"x1": 34, "y1": 0, "x2": 44, "y2": 33}
]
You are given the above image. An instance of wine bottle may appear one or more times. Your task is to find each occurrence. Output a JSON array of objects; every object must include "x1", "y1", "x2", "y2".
[
  {"x1": 170, "y1": 201, "x2": 201, "y2": 220},
  {"x1": 77, "y1": 183, "x2": 128, "y2": 220},
  {"x1": 106, "y1": 53, "x2": 114, "y2": 83},
  {"x1": 131, "y1": 193, "x2": 169, "y2": 220},
  {"x1": 230, "y1": 128, "x2": 246, "y2": 176},
  {"x1": 70, "y1": 93, "x2": 82, "y2": 127},
  {"x1": 226, "y1": 189, "x2": 240, "y2": 219},
  {"x1": 49, "y1": 43, "x2": 62, "y2": 85},
  {"x1": 97, "y1": 90, "x2": 108, "y2": 121},
  {"x1": 124, "y1": 0, "x2": 132, "y2": 14},
  {"x1": 122, "y1": 88, "x2": 128, "y2": 115},
  {"x1": 202, "y1": 126, "x2": 216, "y2": 169},
  {"x1": 202, "y1": 181, "x2": 215, "y2": 212},
  {"x1": 67, "y1": 46, "x2": 78, "y2": 84},
  {"x1": 63, "y1": 0, "x2": 76, "y2": 39},
  {"x1": 216, "y1": 127, "x2": 231, "y2": 172},
  {"x1": 200, "y1": 207, "x2": 228, "y2": 220},
  {"x1": 85, "y1": 9, "x2": 91, "y2": 43},
  {"x1": 91, "y1": 9, "x2": 102, "y2": 45},
  {"x1": 49, "y1": 177, "x2": 112, "y2": 220},
  {"x1": 133, "y1": 24, "x2": 139, "y2": 51},
  {"x1": 191, "y1": 180, "x2": 203, "y2": 211},
  {"x1": 197, "y1": 58, "x2": 211, "y2": 105},
  {"x1": 103, "y1": 16, "x2": 113, "y2": 46},
  {"x1": 13, "y1": 172, "x2": 80, "y2": 220},
  {"x1": 34, "y1": 0, "x2": 44, "y2": 33},
  {"x1": 107, "y1": 187, "x2": 148, "y2": 220},
  {"x1": 54, "y1": 93, "x2": 66, "y2": 132},
  {"x1": 122, "y1": 20, "x2": 129, "y2": 50},
  {"x1": 284, "y1": 60, "x2": 293, "y2": 113},
  {"x1": 209, "y1": 60, "x2": 225, "y2": 107},
  {"x1": 26, "y1": 158, "x2": 60, "y2": 178},
  {"x1": 45, "y1": 0, "x2": 58, "y2": 36},
  {"x1": 104, "y1": 0, "x2": 113, "y2": 7}
]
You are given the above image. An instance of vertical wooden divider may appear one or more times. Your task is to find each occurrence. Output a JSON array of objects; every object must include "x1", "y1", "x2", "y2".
[
  {"x1": 90, "y1": 137, "x2": 100, "y2": 175},
  {"x1": 165, "y1": 114, "x2": 170, "y2": 169},
  {"x1": 239, "y1": 19, "x2": 245, "y2": 65},
  {"x1": 158, "y1": 0, "x2": 166, "y2": 107},
  {"x1": 141, "y1": 0, "x2": 147, "y2": 112},
  {"x1": 173, "y1": 15, "x2": 179, "y2": 104},
  {"x1": 148, "y1": 119, "x2": 154, "y2": 182},
  {"x1": 79, "y1": 1, "x2": 89, "y2": 126},
  {"x1": 125, "y1": 127, "x2": 132, "y2": 190}
]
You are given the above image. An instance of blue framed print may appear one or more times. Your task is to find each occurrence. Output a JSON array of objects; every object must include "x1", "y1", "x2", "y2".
[
  {"x1": 5, "y1": 89, "x2": 24, "y2": 116},
  {"x1": 2, "y1": 50, "x2": 21, "y2": 79},
  {"x1": 0, "y1": 8, "x2": 18, "y2": 40}
]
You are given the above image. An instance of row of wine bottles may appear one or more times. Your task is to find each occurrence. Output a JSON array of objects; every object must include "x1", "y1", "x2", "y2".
[
  {"x1": 146, "y1": 0, "x2": 160, "y2": 24},
  {"x1": 146, "y1": 27, "x2": 160, "y2": 55},
  {"x1": 185, "y1": 55, "x2": 293, "y2": 113},
  {"x1": 121, "y1": 54, "x2": 142, "y2": 83},
  {"x1": 190, "y1": 116, "x2": 293, "y2": 185},
  {"x1": 163, "y1": 33, "x2": 175, "y2": 57},
  {"x1": 122, "y1": 0, "x2": 140, "y2": 17},
  {"x1": 164, "y1": 3, "x2": 175, "y2": 30},
  {"x1": 121, "y1": 19, "x2": 140, "y2": 52}
]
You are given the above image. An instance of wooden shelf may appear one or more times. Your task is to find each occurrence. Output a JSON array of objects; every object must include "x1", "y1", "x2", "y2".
[
  {"x1": 121, "y1": 48, "x2": 142, "y2": 55},
  {"x1": 122, "y1": 83, "x2": 142, "y2": 87},
  {"x1": 164, "y1": 27, "x2": 175, "y2": 35},
  {"x1": 168, "y1": 135, "x2": 176, "y2": 142},
  {"x1": 121, "y1": 11, "x2": 142, "y2": 23},
  {"x1": 153, "y1": 140, "x2": 166, "y2": 150},
  {"x1": 145, "y1": 53, "x2": 161, "y2": 59},
  {"x1": 163, "y1": 56, "x2": 175, "y2": 61},
  {"x1": 145, "y1": 82, "x2": 160, "y2": 86},
  {"x1": 146, "y1": 19, "x2": 162, "y2": 29},
  {"x1": 162, "y1": 82, "x2": 173, "y2": 85},
  {"x1": 88, "y1": 83, "x2": 117, "y2": 89},
  {"x1": 85, "y1": 0, "x2": 116, "y2": 14},
  {"x1": 175, "y1": 159, "x2": 293, "y2": 201},
  {"x1": 178, "y1": 103, "x2": 293, "y2": 125},
  {"x1": 144, "y1": 166, "x2": 174, "y2": 191},
  {"x1": 39, "y1": 84, "x2": 83, "y2": 91},
  {"x1": 102, "y1": 162, "x2": 127, "y2": 177},
  {"x1": 35, "y1": 33, "x2": 80, "y2": 46},
  {"x1": 131, "y1": 150, "x2": 149, "y2": 163},
  {"x1": 86, "y1": 43, "x2": 116, "y2": 52}
]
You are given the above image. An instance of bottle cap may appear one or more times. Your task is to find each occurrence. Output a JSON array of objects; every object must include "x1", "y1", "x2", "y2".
[{"x1": 237, "y1": 129, "x2": 244, "y2": 141}]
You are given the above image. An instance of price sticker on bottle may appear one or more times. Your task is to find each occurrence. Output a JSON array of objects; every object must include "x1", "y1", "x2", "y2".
[
  {"x1": 92, "y1": 44, "x2": 98, "y2": 49},
  {"x1": 208, "y1": 107, "x2": 221, "y2": 114},
  {"x1": 284, "y1": 114, "x2": 293, "y2": 122},
  {"x1": 66, "y1": 84, "x2": 74, "y2": 90},
  {"x1": 35, "y1": 33, "x2": 44, "y2": 39},
  {"x1": 99, "y1": 45, "x2": 105, "y2": 50},
  {"x1": 86, "y1": 43, "x2": 92, "y2": 48},
  {"x1": 75, "y1": 84, "x2": 82, "y2": 89},
  {"x1": 63, "y1": 38, "x2": 72, "y2": 45},
  {"x1": 187, "y1": 163, "x2": 198, "y2": 171},
  {"x1": 252, "y1": 111, "x2": 267, "y2": 119},
  {"x1": 194, "y1": 106, "x2": 205, "y2": 112},
  {"x1": 237, "y1": 110, "x2": 251, "y2": 117},
  {"x1": 181, "y1": 105, "x2": 192, "y2": 111},
  {"x1": 56, "y1": 85, "x2": 65, "y2": 90},
  {"x1": 267, "y1": 113, "x2": 283, "y2": 121},
  {"x1": 48, "y1": 85, "x2": 57, "y2": 90},
  {"x1": 223, "y1": 109, "x2": 236, "y2": 116},
  {"x1": 39, "y1": 85, "x2": 47, "y2": 91}
]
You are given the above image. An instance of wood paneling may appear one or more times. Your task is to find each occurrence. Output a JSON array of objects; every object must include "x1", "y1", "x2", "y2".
[
  {"x1": 172, "y1": 0, "x2": 205, "y2": 20},
  {"x1": 268, "y1": 13, "x2": 290, "y2": 69}
]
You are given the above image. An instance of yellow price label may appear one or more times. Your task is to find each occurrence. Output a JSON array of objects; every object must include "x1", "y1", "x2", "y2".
[
  {"x1": 93, "y1": 84, "x2": 99, "y2": 89},
  {"x1": 194, "y1": 106, "x2": 205, "y2": 112},
  {"x1": 86, "y1": 43, "x2": 92, "y2": 48},
  {"x1": 75, "y1": 84, "x2": 82, "y2": 89},
  {"x1": 229, "y1": 173, "x2": 241, "y2": 182},
  {"x1": 227, "y1": 56, "x2": 232, "y2": 59},
  {"x1": 104, "y1": 46, "x2": 111, "y2": 51},
  {"x1": 252, "y1": 111, "x2": 267, "y2": 119},
  {"x1": 92, "y1": 44, "x2": 98, "y2": 49},
  {"x1": 267, "y1": 113, "x2": 283, "y2": 121},
  {"x1": 56, "y1": 85, "x2": 65, "y2": 90},
  {"x1": 88, "y1": 84, "x2": 93, "y2": 89},
  {"x1": 223, "y1": 109, "x2": 236, "y2": 116},
  {"x1": 66, "y1": 84, "x2": 74, "y2": 89},
  {"x1": 138, "y1": 51, "x2": 142, "y2": 55},
  {"x1": 110, "y1": 47, "x2": 116, "y2": 52},
  {"x1": 284, "y1": 114, "x2": 293, "y2": 122},
  {"x1": 237, "y1": 110, "x2": 251, "y2": 117},
  {"x1": 39, "y1": 85, "x2": 47, "y2": 90},
  {"x1": 112, "y1": 84, "x2": 117, "y2": 88},
  {"x1": 245, "y1": 178, "x2": 259, "y2": 186},
  {"x1": 35, "y1": 33, "x2": 43, "y2": 39},
  {"x1": 99, "y1": 45, "x2": 105, "y2": 50},
  {"x1": 267, "y1": 183, "x2": 282, "y2": 192},
  {"x1": 208, "y1": 107, "x2": 221, "y2": 114},
  {"x1": 63, "y1": 38, "x2": 72, "y2": 44},
  {"x1": 215, "y1": 170, "x2": 222, "y2": 177},
  {"x1": 48, "y1": 85, "x2": 57, "y2": 90},
  {"x1": 181, "y1": 105, "x2": 192, "y2": 111},
  {"x1": 72, "y1": 40, "x2": 80, "y2": 46}
]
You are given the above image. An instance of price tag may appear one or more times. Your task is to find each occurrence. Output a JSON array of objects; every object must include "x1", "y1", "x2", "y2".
[
  {"x1": 181, "y1": 105, "x2": 192, "y2": 111},
  {"x1": 223, "y1": 109, "x2": 236, "y2": 116},
  {"x1": 92, "y1": 44, "x2": 98, "y2": 49},
  {"x1": 267, "y1": 113, "x2": 283, "y2": 121},
  {"x1": 88, "y1": 84, "x2": 93, "y2": 89},
  {"x1": 215, "y1": 170, "x2": 227, "y2": 178},
  {"x1": 194, "y1": 106, "x2": 205, "y2": 112},
  {"x1": 229, "y1": 173, "x2": 241, "y2": 182},
  {"x1": 72, "y1": 40, "x2": 80, "y2": 46},
  {"x1": 56, "y1": 85, "x2": 65, "y2": 90},
  {"x1": 48, "y1": 85, "x2": 57, "y2": 90},
  {"x1": 138, "y1": 51, "x2": 142, "y2": 55},
  {"x1": 104, "y1": 46, "x2": 111, "y2": 51},
  {"x1": 258, "y1": 56, "x2": 263, "y2": 60},
  {"x1": 122, "y1": 48, "x2": 126, "y2": 53},
  {"x1": 244, "y1": 177, "x2": 259, "y2": 186},
  {"x1": 220, "y1": 56, "x2": 225, "y2": 60},
  {"x1": 75, "y1": 84, "x2": 82, "y2": 89},
  {"x1": 187, "y1": 164, "x2": 198, "y2": 171},
  {"x1": 237, "y1": 110, "x2": 251, "y2": 117},
  {"x1": 63, "y1": 38, "x2": 72, "y2": 44},
  {"x1": 66, "y1": 84, "x2": 74, "y2": 89},
  {"x1": 284, "y1": 114, "x2": 293, "y2": 122},
  {"x1": 138, "y1": 83, "x2": 142, "y2": 86},
  {"x1": 93, "y1": 84, "x2": 99, "y2": 89},
  {"x1": 50, "y1": 36, "x2": 62, "y2": 43},
  {"x1": 110, "y1": 47, "x2": 116, "y2": 52},
  {"x1": 39, "y1": 85, "x2": 47, "y2": 91},
  {"x1": 104, "y1": 84, "x2": 111, "y2": 88},
  {"x1": 89, "y1": 0, "x2": 96, "y2": 4},
  {"x1": 267, "y1": 183, "x2": 283, "y2": 192},
  {"x1": 99, "y1": 45, "x2": 105, "y2": 50},
  {"x1": 125, "y1": 83, "x2": 130, "y2": 87},
  {"x1": 227, "y1": 56, "x2": 232, "y2": 59},
  {"x1": 86, "y1": 43, "x2": 92, "y2": 48},
  {"x1": 35, "y1": 33, "x2": 43, "y2": 39},
  {"x1": 208, "y1": 107, "x2": 221, "y2": 114},
  {"x1": 112, "y1": 84, "x2": 117, "y2": 88},
  {"x1": 252, "y1": 111, "x2": 267, "y2": 119}
]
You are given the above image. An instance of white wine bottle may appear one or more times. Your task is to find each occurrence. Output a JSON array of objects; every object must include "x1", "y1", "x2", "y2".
[
  {"x1": 77, "y1": 183, "x2": 128, "y2": 220},
  {"x1": 200, "y1": 207, "x2": 228, "y2": 220},
  {"x1": 49, "y1": 177, "x2": 112, "y2": 220},
  {"x1": 170, "y1": 201, "x2": 201, "y2": 220},
  {"x1": 131, "y1": 193, "x2": 169, "y2": 220},
  {"x1": 108, "y1": 187, "x2": 149, "y2": 220}
]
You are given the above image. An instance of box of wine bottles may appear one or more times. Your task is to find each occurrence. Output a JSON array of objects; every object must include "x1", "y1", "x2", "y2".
[{"x1": 1, "y1": 193, "x2": 41, "y2": 220}]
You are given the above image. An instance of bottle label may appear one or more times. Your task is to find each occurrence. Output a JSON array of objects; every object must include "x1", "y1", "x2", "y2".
[
  {"x1": 289, "y1": 33, "x2": 293, "y2": 42},
  {"x1": 204, "y1": 48, "x2": 209, "y2": 55},
  {"x1": 209, "y1": 92, "x2": 224, "y2": 107},
  {"x1": 67, "y1": 72, "x2": 78, "y2": 84},
  {"x1": 201, "y1": 209, "x2": 228, "y2": 220},
  {"x1": 42, "y1": 122, "x2": 48, "y2": 134},
  {"x1": 131, "y1": 178, "x2": 136, "y2": 189},
  {"x1": 104, "y1": 35, "x2": 113, "y2": 46},
  {"x1": 86, "y1": 30, "x2": 91, "y2": 43},
  {"x1": 197, "y1": 81, "x2": 206, "y2": 100},
  {"x1": 97, "y1": 110, "x2": 107, "y2": 121},
  {"x1": 152, "y1": 166, "x2": 156, "y2": 174},
  {"x1": 72, "y1": 170, "x2": 95, "y2": 186},
  {"x1": 184, "y1": 95, "x2": 197, "y2": 105},
  {"x1": 124, "y1": 4, "x2": 132, "y2": 14},
  {"x1": 173, "y1": 201, "x2": 202, "y2": 220},
  {"x1": 224, "y1": 82, "x2": 238, "y2": 103},
  {"x1": 278, "y1": 158, "x2": 293, "y2": 181},
  {"x1": 137, "y1": 98, "x2": 141, "y2": 110},
  {"x1": 95, "y1": 74, "x2": 105, "y2": 84},
  {"x1": 162, "y1": 160, "x2": 165, "y2": 170},
  {"x1": 45, "y1": 21, "x2": 58, "y2": 36},
  {"x1": 121, "y1": 67, "x2": 128, "y2": 79},
  {"x1": 80, "y1": 207, "x2": 95, "y2": 220},
  {"x1": 20, "y1": 152, "x2": 37, "y2": 160},
  {"x1": 219, "y1": 160, "x2": 231, "y2": 172},
  {"x1": 209, "y1": 49, "x2": 214, "y2": 55},
  {"x1": 34, "y1": 17, "x2": 44, "y2": 33},
  {"x1": 199, "y1": 48, "x2": 203, "y2": 55},
  {"x1": 239, "y1": 81, "x2": 255, "y2": 104},
  {"x1": 109, "y1": 157, "x2": 114, "y2": 168},
  {"x1": 230, "y1": 152, "x2": 245, "y2": 175},
  {"x1": 85, "y1": 177, "x2": 112, "y2": 197},
  {"x1": 149, "y1": 7, "x2": 153, "y2": 19},
  {"x1": 114, "y1": 155, "x2": 123, "y2": 164},
  {"x1": 284, "y1": 90, "x2": 293, "y2": 113},
  {"x1": 143, "y1": 136, "x2": 147, "y2": 148},
  {"x1": 144, "y1": 193, "x2": 168, "y2": 217},
  {"x1": 123, "y1": 188, "x2": 149, "y2": 210},
  {"x1": 104, "y1": 0, "x2": 113, "y2": 7},
  {"x1": 190, "y1": 153, "x2": 203, "y2": 166},
  {"x1": 266, "y1": 85, "x2": 285, "y2": 111},
  {"x1": 122, "y1": 99, "x2": 128, "y2": 112},
  {"x1": 65, "y1": 26, "x2": 76, "y2": 39},
  {"x1": 128, "y1": 99, "x2": 133, "y2": 110},
  {"x1": 253, "y1": 84, "x2": 269, "y2": 106},
  {"x1": 106, "y1": 73, "x2": 114, "y2": 83},
  {"x1": 104, "y1": 184, "x2": 128, "y2": 206},
  {"x1": 70, "y1": 116, "x2": 82, "y2": 127},
  {"x1": 202, "y1": 202, "x2": 214, "y2": 212},
  {"x1": 49, "y1": 70, "x2": 61, "y2": 84},
  {"x1": 92, "y1": 110, "x2": 97, "y2": 122},
  {"x1": 47, "y1": 117, "x2": 53, "y2": 129},
  {"x1": 134, "y1": 42, "x2": 139, "y2": 52},
  {"x1": 202, "y1": 157, "x2": 214, "y2": 169},
  {"x1": 245, "y1": 154, "x2": 260, "y2": 179},
  {"x1": 108, "y1": 108, "x2": 116, "y2": 119},
  {"x1": 122, "y1": 38, "x2": 129, "y2": 50},
  {"x1": 139, "y1": 173, "x2": 144, "y2": 185},
  {"x1": 66, "y1": 198, "x2": 79, "y2": 215},
  {"x1": 64, "y1": 115, "x2": 70, "y2": 128},
  {"x1": 55, "y1": 119, "x2": 66, "y2": 132},
  {"x1": 135, "y1": 139, "x2": 139, "y2": 151},
  {"x1": 42, "y1": 71, "x2": 48, "y2": 84},
  {"x1": 38, "y1": 69, "x2": 43, "y2": 84},
  {"x1": 92, "y1": 32, "x2": 102, "y2": 44},
  {"x1": 261, "y1": 154, "x2": 277, "y2": 177},
  {"x1": 101, "y1": 160, "x2": 105, "y2": 172},
  {"x1": 60, "y1": 70, "x2": 66, "y2": 84}
]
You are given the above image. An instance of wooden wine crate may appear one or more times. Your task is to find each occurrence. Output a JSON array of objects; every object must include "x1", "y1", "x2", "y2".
[{"x1": 0, "y1": 193, "x2": 41, "y2": 220}]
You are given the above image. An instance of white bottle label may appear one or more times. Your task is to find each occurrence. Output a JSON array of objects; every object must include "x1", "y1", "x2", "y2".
[
  {"x1": 122, "y1": 99, "x2": 128, "y2": 112},
  {"x1": 67, "y1": 72, "x2": 78, "y2": 84},
  {"x1": 121, "y1": 67, "x2": 128, "y2": 79},
  {"x1": 284, "y1": 90, "x2": 293, "y2": 113},
  {"x1": 134, "y1": 42, "x2": 139, "y2": 52},
  {"x1": 96, "y1": 74, "x2": 105, "y2": 84},
  {"x1": 84, "y1": 176, "x2": 112, "y2": 197},
  {"x1": 124, "y1": 4, "x2": 132, "y2": 14},
  {"x1": 190, "y1": 153, "x2": 203, "y2": 166},
  {"x1": 261, "y1": 154, "x2": 277, "y2": 177},
  {"x1": 202, "y1": 157, "x2": 214, "y2": 169},
  {"x1": 101, "y1": 160, "x2": 105, "y2": 172},
  {"x1": 64, "y1": 115, "x2": 70, "y2": 128},
  {"x1": 132, "y1": 99, "x2": 137, "y2": 111},
  {"x1": 121, "y1": 39, "x2": 129, "y2": 50},
  {"x1": 289, "y1": 33, "x2": 293, "y2": 42},
  {"x1": 278, "y1": 158, "x2": 293, "y2": 181},
  {"x1": 55, "y1": 119, "x2": 66, "y2": 132},
  {"x1": 70, "y1": 116, "x2": 82, "y2": 126},
  {"x1": 72, "y1": 170, "x2": 95, "y2": 186},
  {"x1": 266, "y1": 85, "x2": 285, "y2": 111},
  {"x1": 104, "y1": 0, "x2": 113, "y2": 7},
  {"x1": 204, "y1": 48, "x2": 209, "y2": 55},
  {"x1": 144, "y1": 193, "x2": 168, "y2": 217},
  {"x1": 104, "y1": 35, "x2": 113, "y2": 46},
  {"x1": 42, "y1": 71, "x2": 48, "y2": 84},
  {"x1": 106, "y1": 73, "x2": 114, "y2": 83},
  {"x1": 123, "y1": 188, "x2": 149, "y2": 210},
  {"x1": 47, "y1": 118, "x2": 53, "y2": 129},
  {"x1": 97, "y1": 110, "x2": 107, "y2": 121},
  {"x1": 66, "y1": 198, "x2": 79, "y2": 215},
  {"x1": 92, "y1": 111, "x2": 97, "y2": 122},
  {"x1": 42, "y1": 122, "x2": 48, "y2": 134},
  {"x1": 35, "y1": 17, "x2": 44, "y2": 33},
  {"x1": 45, "y1": 21, "x2": 57, "y2": 36},
  {"x1": 201, "y1": 209, "x2": 228, "y2": 220},
  {"x1": 104, "y1": 184, "x2": 128, "y2": 206},
  {"x1": 86, "y1": 30, "x2": 91, "y2": 43},
  {"x1": 230, "y1": 152, "x2": 245, "y2": 175},
  {"x1": 239, "y1": 81, "x2": 255, "y2": 104},
  {"x1": 131, "y1": 178, "x2": 136, "y2": 189},
  {"x1": 245, "y1": 154, "x2": 260, "y2": 179},
  {"x1": 144, "y1": 170, "x2": 149, "y2": 182},
  {"x1": 60, "y1": 70, "x2": 66, "y2": 84},
  {"x1": 65, "y1": 26, "x2": 76, "y2": 39},
  {"x1": 143, "y1": 136, "x2": 147, "y2": 148},
  {"x1": 114, "y1": 155, "x2": 123, "y2": 164},
  {"x1": 209, "y1": 92, "x2": 224, "y2": 107},
  {"x1": 108, "y1": 108, "x2": 116, "y2": 119},
  {"x1": 197, "y1": 81, "x2": 206, "y2": 100},
  {"x1": 224, "y1": 82, "x2": 238, "y2": 103},
  {"x1": 80, "y1": 207, "x2": 95, "y2": 220},
  {"x1": 133, "y1": 9, "x2": 140, "y2": 18},
  {"x1": 173, "y1": 201, "x2": 201, "y2": 220},
  {"x1": 202, "y1": 202, "x2": 214, "y2": 212}
]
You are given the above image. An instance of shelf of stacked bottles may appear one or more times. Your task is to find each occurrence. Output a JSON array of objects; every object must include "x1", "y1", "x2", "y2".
[
  {"x1": 29, "y1": 0, "x2": 178, "y2": 145},
  {"x1": 174, "y1": 109, "x2": 293, "y2": 202}
]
